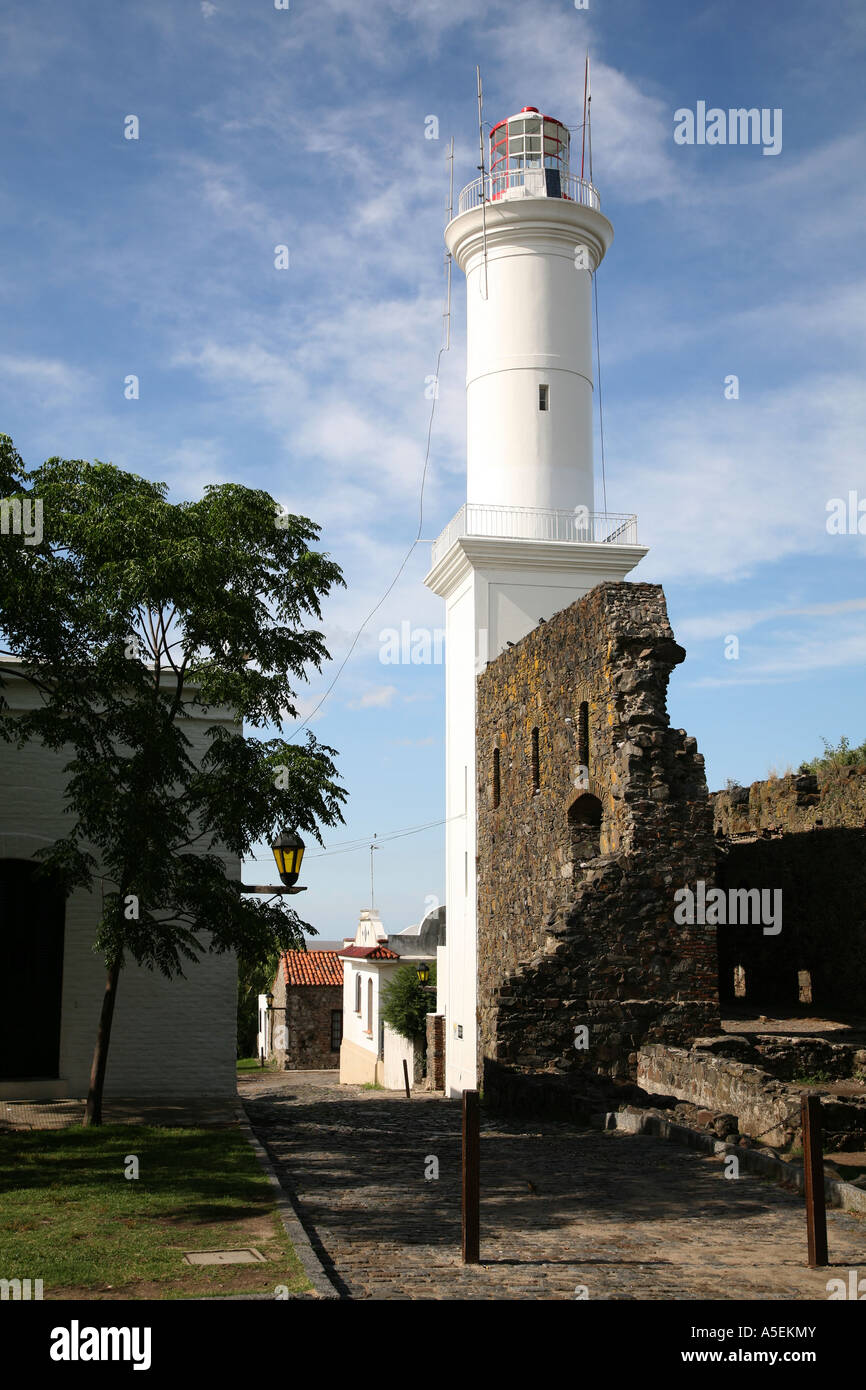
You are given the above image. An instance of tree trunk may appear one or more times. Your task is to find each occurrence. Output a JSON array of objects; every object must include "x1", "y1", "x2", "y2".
[{"x1": 83, "y1": 956, "x2": 122, "y2": 1127}]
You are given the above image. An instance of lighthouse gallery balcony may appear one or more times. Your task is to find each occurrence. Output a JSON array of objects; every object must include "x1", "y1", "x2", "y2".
[
  {"x1": 431, "y1": 504, "x2": 638, "y2": 569},
  {"x1": 457, "y1": 171, "x2": 601, "y2": 215}
]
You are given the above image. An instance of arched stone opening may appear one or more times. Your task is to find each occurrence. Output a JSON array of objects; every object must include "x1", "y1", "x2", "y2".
[{"x1": 567, "y1": 793, "x2": 603, "y2": 863}]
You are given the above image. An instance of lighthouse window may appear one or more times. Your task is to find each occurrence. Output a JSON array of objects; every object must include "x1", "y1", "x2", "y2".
[{"x1": 539, "y1": 384, "x2": 550, "y2": 411}]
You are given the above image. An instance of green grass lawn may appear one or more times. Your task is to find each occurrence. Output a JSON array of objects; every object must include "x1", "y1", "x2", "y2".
[{"x1": 0, "y1": 1124, "x2": 312, "y2": 1300}]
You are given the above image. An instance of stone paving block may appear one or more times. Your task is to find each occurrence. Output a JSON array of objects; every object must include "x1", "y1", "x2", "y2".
[{"x1": 241, "y1": 1072, "x2": 866, "y2": 1301}]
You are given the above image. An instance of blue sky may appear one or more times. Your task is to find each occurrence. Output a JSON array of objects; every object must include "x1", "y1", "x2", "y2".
[{"x1": 1, "y1": 1, "x2": 864, "y2": 940}]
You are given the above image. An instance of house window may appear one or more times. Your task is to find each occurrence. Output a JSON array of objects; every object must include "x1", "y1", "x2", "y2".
[
  {"x1": 539, "y1": 383, "x2": 549, "y2": 411},
  {"x1": 366, "y1": 977, "x2": 373, "y2": 1035},
  {"x1": 330, "y1": 1010, "x2": 343, "y2": 1050},
  {"x1": 531, "y1": 727, "x2": 540, "y2": 793},
  {"x1": 492, "y1": 747, "x2": 500, "y2": 808},
  {"x1": 354, "y1": 972, "x2": 362, "y2": 1014}
]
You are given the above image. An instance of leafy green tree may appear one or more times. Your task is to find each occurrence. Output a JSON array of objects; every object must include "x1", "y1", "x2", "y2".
[
  {"x1": 0, "y1": 436, "x2": 346, "y2": 1123},
  {"x1": 236, "y1": 944, "x2": 283, "y2": 1059},
  {"x1": 380, "y1": 963, "x2": 436, "y2": 1042}
]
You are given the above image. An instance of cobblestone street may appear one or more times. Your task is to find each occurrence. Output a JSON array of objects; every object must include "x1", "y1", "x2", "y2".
[{"x1": 241, "y1": 1071, "x2": 866, "y2": 1301}]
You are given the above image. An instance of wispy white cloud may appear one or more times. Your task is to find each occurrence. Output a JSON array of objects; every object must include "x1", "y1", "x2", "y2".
[
  {"x1": 278, "y1": 692, "x2": 329, "y2": 726},
  {"x1": 0, "y1": 354, "x2": 90, "y2": 401},
  {"x1": 677, "y1": 596, "x2": 866, "y2": 644},
  {"x1": 689, "y1": 622, "x2": 866, "y2": 687},
  {"x1": 618, "y1": 371, "x2": 866, "y2": 582},
  {"x1": 347, "y1": 684, "x2": 399, "y2": 709}
]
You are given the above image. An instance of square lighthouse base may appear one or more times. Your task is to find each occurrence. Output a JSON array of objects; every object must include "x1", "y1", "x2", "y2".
[
  {"x1": 425, "y1": 534, "x2": 648, "y2": 1097},
  {"x1": 425, "y1": 534, "x2": 649, "y2": 665}
]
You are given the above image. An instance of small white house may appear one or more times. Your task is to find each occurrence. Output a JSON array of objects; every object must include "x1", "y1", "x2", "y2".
[
  {"x1": 338, "y1": 911, "x2": 401, "y2": 1085},
  {"x1": 338, "y1": 906, "x2": 443, "y2": 1089},
  {"x1": 0, "y1": 660, "x2": 239, "y2": 1102}
]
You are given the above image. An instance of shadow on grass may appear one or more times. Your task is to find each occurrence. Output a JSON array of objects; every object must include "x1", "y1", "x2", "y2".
[
  {"x1": 153, "y1": 1203, "x2": 269, "y2": 1226},
  {"x1": 0, "y1": 1125, "x2": 273, "y2": 1207}
]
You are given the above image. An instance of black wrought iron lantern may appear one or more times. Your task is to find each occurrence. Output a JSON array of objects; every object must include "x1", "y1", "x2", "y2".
[{"x1": 271, "y1": 830, "x2": 305, "y2": 888}]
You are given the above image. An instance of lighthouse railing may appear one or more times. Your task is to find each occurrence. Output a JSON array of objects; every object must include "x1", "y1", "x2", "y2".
[
  {"x1": 456, "y1": 172, "x2": 601, "y2": 216},
  {"x1": 431, "y1": 504, "x2": 638, "y2": 566}
]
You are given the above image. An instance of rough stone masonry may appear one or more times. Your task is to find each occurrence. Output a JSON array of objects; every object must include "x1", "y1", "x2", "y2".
[
  {"x1": 711, "y1": 769, "x2": 866, "y2": 1013},
  {"x1": 476, "y1": 582, "x2": 720, "y2": 1110}
]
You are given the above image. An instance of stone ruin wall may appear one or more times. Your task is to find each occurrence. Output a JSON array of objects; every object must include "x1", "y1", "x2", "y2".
[
  {"x1": 711, "y1": 768, "x2": 866, "y2": 1015},
  {"x1": 711, "y1": 765, "x2": 866, "y2": 837},
  {"x1": 475, "y1": 582, "x2": 720, "y2": 1108}
]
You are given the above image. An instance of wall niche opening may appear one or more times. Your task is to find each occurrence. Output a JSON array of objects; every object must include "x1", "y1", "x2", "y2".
[
  {"x1": 577, "y1": 701, "x2": 589, "y2": 770},
  {"x1": 567, "y1": 793, "x2": 602, "y2": 863}
]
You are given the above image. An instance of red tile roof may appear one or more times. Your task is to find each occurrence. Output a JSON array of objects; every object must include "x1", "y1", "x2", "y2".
[
  {"x1": 339, "y1": 945, "x2": 401, "y2": 960},
  {"x1": 281, "y1": 950, "x2": 344, "y2": 987}
]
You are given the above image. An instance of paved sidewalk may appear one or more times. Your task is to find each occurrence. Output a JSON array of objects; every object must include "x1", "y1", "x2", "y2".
[
  {"x1": 1, "y1": 1097, "x2": 241, "y2": 1131},
  {"x1": 241, "y1": 1072, "x2": 866, "y2": 1301}
]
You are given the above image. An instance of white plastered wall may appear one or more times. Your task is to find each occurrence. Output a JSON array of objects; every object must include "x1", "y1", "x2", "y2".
[{"x1": 0, "y1": 671, "x2": 238, "y2": 1100}]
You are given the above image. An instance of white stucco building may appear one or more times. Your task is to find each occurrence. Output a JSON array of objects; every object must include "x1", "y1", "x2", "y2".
[
  {"x1": 425, "y1": 107, "x2": 647, "y2": 1095},
  {"x1": 0, "y1": 661, "x2": 239, "y2": 1102},
  {"x1": 338, "y1": 910, "x2": 400, "y2": 1085},
  {"x1": 338, "y1": 906, "x2": 443, "y2": 1088}
]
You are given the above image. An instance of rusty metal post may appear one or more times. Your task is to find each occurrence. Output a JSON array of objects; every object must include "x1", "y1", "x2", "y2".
[
  {"x1": 801, "y1": 1091, "x2": 828, "y2": 1268},
  {"x1": 462, "y1": 1089, "x2": 480, "y2": 1264}
]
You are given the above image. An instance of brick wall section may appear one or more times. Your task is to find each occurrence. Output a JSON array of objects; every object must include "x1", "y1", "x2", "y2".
[
  {"x1": 476, "y1": 582, "x2": 719, "y2": 1104},
  {"x1": 425, "y1": 1013, "x2": 445, "y2": 1091}
]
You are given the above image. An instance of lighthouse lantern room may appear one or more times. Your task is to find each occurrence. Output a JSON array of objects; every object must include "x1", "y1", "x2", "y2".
[
  {"x1": 425, "y1": 104, "x2": 648, "y2": 1096},
  {"x1": 490, "y1": 107, "x2": 570, "y2": 200}
]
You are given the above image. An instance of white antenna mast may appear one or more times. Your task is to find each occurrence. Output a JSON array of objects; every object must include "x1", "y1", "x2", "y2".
[
  {"x1": 443, "y1": 136, "x2": 454, "y2": 350},
  {"x1": 586, "y1": 55, "x2": 593, "y2": 185},
  {"x1": 369, "y1": 834, "x2": 379, "y2": 910},
  {"x1": 476, "y1": 65, "x2": 489, "y2": 300}
]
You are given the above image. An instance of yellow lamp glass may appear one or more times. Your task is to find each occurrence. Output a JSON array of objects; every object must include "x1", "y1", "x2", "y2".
[{"x1": 271, "y1": 831, "x2": 305, "y2": 888}]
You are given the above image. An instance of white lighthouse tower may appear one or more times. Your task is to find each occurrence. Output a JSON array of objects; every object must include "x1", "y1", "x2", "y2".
[{"x1": 425, "y1": 106, "x2": 647, "y2": 1096}]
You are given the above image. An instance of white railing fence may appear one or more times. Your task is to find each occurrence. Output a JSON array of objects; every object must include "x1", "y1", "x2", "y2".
[
  {"x1": 456, "y1": 172, "x2": 601, "y2": 216},
  {"x1": 431, "y1": 504, "x2": 638, "y2": 567}
]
